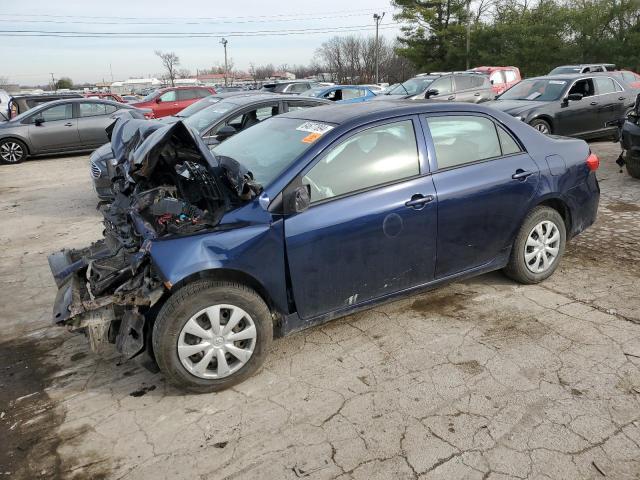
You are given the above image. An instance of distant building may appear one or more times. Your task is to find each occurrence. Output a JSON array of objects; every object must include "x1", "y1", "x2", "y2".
[
  {"x1": 110, "y1": 78, "x2": 162, "y2": 94},
  {"x1": 174, "y1": 78, "x2": 201, "y2": 86}
]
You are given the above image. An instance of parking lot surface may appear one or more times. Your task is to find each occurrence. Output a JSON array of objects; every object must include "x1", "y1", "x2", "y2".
[{"x1": 1, "y1": 142, "x2": 639, "y2": 480}]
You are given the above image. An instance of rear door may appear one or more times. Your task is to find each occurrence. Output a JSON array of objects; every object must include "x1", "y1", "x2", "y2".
[
  {"x1": 593, "y1": 76, "x2": 627, "y2": 126},
  {"x1": 423, "y1": 113, "x2": 540, "y2": 278},
  {"x1": 27, "y1": 103, "x2": 80, "y2": 152},
  {"x1": 176, "y1": 89, "x2": 199, "y2": 112},
  {"x1": 77, "y1": 102, "x2": 119, "y2": 146},
  {"x1": 284, "y1": 117, "x2": 437, "y2": 319}
]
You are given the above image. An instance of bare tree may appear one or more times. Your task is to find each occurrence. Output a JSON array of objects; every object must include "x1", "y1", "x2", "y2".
[
  {"x1": 177, "y1": 68, "x2": 192, "y2": 79},
  {"x1": 155, "y1": 50, "x2": 180, "y2": 87}
]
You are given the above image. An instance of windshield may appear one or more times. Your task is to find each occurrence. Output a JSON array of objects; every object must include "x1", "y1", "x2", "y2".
[
  {"x1": 140, "y1": 89, "x2": 159, "y2": 102},
  {"x1": 498, "y1": 78, "x2": 568, "y2": 101},
  {"x1": 183, "y1": 101, "x2": 236, "y2": 133},
  {"x1": 388, "y1": 76, "x2": 437, "y2": 95},
  {"x1": 176, "y1": 96, "x2": 221, "y2": 117},
  {"x1": 549, "y1": 66, "x2": 582, "y2": 75},
  {"x1": 212, "y1": 117, "x2": 329, "y2": 187}
]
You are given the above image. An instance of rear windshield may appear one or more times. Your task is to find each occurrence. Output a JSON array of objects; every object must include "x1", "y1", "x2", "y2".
[{"x1": 549, "y1": 66, "x2": 582, "y2": 75}]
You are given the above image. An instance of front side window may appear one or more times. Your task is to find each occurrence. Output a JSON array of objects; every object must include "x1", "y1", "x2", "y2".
[
  {"x1": 159, "y1": 91, "x2": 177, "y2": 102},
  {"x1": 504, "y1": 70, "x2": 518, "y2": 82},
  {"x1": 431, "y1": 77, "x2": 453, "y2": 95},
  {"x1": 568, "y1": 78, "x2": 595, "y2": 98},
  {"x1": 79, "y1": 102, "x2": 107, "y2": 117},
  {"x1": 490, "y1": 71, "x2": 505, "y2": 85},
  {"x1": 33, "y1": 103, "x2": 73, "y2": 122},
  {"x1": 427, "y1": 115, "x2": 503, "y2": 169},
  {"x1": 304, "y1": 120, "x2": 419, "y2": 202}
]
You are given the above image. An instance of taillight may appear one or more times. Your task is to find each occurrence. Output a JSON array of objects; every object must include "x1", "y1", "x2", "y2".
[{"x1": 586, "y1": 152, "x2": 600, "y2": 171}]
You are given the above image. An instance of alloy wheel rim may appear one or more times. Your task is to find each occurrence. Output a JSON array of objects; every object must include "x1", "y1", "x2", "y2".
[
  {"x1": 524, "y1": 220, "x2": 560, "y2": 273},
  {"x1": 177, "y1": 304, "x2": 257, "y2": 379},
  {"x1": 0, "y1": 142, "x2": 24, "y2": 163},
  {"x1": 534, "y1": 123, "x2": 549, "y2": 134}
]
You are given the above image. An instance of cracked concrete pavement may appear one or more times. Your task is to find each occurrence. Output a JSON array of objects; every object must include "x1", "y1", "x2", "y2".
[{"x1": 0, "y1": 141, "x2": 639, "y2": 479}]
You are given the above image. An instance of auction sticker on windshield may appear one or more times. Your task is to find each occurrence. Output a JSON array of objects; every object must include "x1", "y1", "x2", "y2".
[{"x1": 296, "y1": 122, "x2": 334, "y2": 135}]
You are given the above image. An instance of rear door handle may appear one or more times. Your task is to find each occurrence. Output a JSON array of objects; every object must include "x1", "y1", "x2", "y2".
[
  {"x1": 447, "y1": 95, "x2": 455, "y2": 101},
  {"x1": 64, "y1": 122, "x2": 73, "y2": 127},
  {"x1": 405, "y1": 194, "x2": 434, "y2": 209},
  {"x1": 512, "y1": 169, "x2": 534, "y2": 180},
  {"x1": 618, "y1": 96, "x2": 626, "y2": 101},
  {"x1": 590, "y1": 101, "x2": 598, "y2": 105},
  {"x1": 474, "y1": 92, "x2": 481, "y2": 96}
]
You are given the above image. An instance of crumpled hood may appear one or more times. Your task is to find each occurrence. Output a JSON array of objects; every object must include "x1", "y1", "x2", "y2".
[
  {"x1": 108, "y1": 117, "x2": 217, "y2": 182},
  {"x1": 485, "y1": 99, "x2": 544, "y2": 117}
]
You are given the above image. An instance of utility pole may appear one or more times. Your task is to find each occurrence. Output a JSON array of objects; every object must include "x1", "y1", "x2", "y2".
[
  {"x1": 50, "y1": 72, "x2": 56, "y2": 91},
  {"x1": 466, "y1": 1, "x2": 471, "y2": 70},
  {"x1": 220, "y1": 38, "x2": 228, "y2": 87},
  {"x1": 109, "y1": 63, "x2": 114, "y2": 82},
  {"x1": 373, "y1": 12, "x2": 385, "y2": 84}
]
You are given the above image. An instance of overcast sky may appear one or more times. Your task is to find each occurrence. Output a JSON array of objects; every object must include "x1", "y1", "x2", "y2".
[{"x1": 1, "y1": 0, "x2": 400, "y2": 85}]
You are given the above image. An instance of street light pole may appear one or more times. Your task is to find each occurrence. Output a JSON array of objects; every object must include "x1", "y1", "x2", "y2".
[
  {"x1": 373, "y1": 12, "x2": 385, "y2": 84},
  {"x1": 220, "y1": 38, "x2": 229, "y2": 87}
]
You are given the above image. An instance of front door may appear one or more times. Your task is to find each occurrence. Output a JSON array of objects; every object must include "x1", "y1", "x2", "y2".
[
  {"x1": 284, "y1": 118, "x2": 437, "y2": 319},
  {"x1": 28, "y1": 103, "x2": 80, "y2": 152},
  {"x1": 423, "y1": 114, "x2": 540, "y2": 278},
  {"x1": 556, "y1": 78, "x2": 600, "y2": 136},
  {"x1": 154, "y1": 90, "x2": 180, "y2": 117}
]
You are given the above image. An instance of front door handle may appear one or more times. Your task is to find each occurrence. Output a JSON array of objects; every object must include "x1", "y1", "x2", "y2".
[
  {"x1": 447, "y1": 95, "x2": 455, "y2": 101},
  {"x1": 619, "y1": 96, "x2": 626, "y2": 101},
  {"x1": 474, "y1": 92, "x2": 481, "y2": 96},
  {"x1": 590, "y1": 101, "x2": 598, "y2": 106},
  {"x1": 64, "y1": 122, "x2": 73, "y2": 127},
  {"x1": 405, "y1": 194, "x2": 434, "y2": 209},
  {"x1": 512, "y1": 169, "x2": 534, "y2": 180}
]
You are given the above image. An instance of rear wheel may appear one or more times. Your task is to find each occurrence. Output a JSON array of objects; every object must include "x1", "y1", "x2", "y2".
[
  {"x1": 0, "y1": 138, "x2": 27, "y2": 164},
  {"x1": 152, "y1": 280, "x2": 273, "y2": 393},
  {"x1": 504, "y1": 206, "x2": 566, "y2": 284},
  {"x1": 529, "y1": 119, "x2": 551, "y2": 135},
  {"x1": 625, "y1": 151, "x2": 640, "y2": 179}
]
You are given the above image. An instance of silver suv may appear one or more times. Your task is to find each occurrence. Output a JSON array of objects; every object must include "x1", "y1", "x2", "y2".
[{"x1": 375, "y1": 72, "x2": 495, "y2": 103}]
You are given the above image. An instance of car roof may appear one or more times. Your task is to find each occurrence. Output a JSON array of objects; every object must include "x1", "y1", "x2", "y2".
[
  {"x1": 11, "y1": 93, "x2": 82, "y2": 99},
  {"x1": 157, "y1": 85, "x2": 211, "y2": 92},
  {"x1": 217, "y1": 93, "x2": 330, "y2": 106},
  {"x1": 529, "y1": 73, "x2": 619, "y2": 81},
  {"x1": 27, "y1": 97, "x2": 132, "y2": 109},
  {"x1": 278, "y1": 99, "x2": 501, "y2": 125}
]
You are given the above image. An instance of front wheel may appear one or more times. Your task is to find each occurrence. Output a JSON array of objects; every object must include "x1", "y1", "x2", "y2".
[
  {"x1": 529, "y1": 119, "x2": 551, "y2": 135},
  {"x1": 625, "y1": 151, "x2": 640, "y2": 179},
  {"x1": 152, "y1": 280, "x2": 273, "y2": 393},
  {"x1": 503, "y1": 206, "x2": 566, "y2": 284},
  {"x1": 0, "y1": 138, "x2": 27, "y2": 164}
]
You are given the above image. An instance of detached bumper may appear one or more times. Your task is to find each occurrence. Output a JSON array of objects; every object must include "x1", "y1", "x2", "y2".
[{"x1": 48, "y1": 249, "x2": 116, "y2": 328}]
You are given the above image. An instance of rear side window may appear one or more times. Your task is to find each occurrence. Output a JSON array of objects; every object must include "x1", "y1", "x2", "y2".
[
  {"x1": 427, "y1": 115, "x2": 503, "y2": 169},
  {"x1": 79, "y1": 102, "x2": 108, "y2": 117},
  {"x1": 490, "y1": 71, "x2": 505, "y2": 85},
  {"x1": 177, "y1": 89, "x2": 198, "y2": 101},
  {"x1": 497, "y1": 125, "x2": 521, "y2": 155},
  {"x1": 288, "y1": 83, "x2": 310, "y2": 94},
  {"x1": 304, "y1": 120, "x2": 420, "y2": 202},
  {"x1": 286, "y1": 101, "x2": 322, "y2": 111},
  {"x1": 342, "y1": 88, "x2": 363, "y2": 100},
  {"x1": 504, "y1": 70, "x2": 518, "y2": 82},
  {"x1": 196, "y1": 89, "x2": 211, "y2": 98},
  {"x1": 594, "y1": 77, "x2": 617, "y2": 95},
  {"x1": 622, "y1": 72, "x2": 637, "y2": 83}
]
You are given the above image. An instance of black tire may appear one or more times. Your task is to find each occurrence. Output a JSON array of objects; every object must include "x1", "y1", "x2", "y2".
[
  {"x1": 529, "y1": 119, "x2": 552, "y2": 135},
  {"x1": 503, "y1": 206, "x2": 566, "y2": 284},
  {"x1": 152, "y1": 279, "x2": 273, "y2": 393},
  {"x1": 625, "y1": 151, "x2": 640, "y2": 179},
  {"x1": 0, "y1": 138, "x2": 28, "y2": 165}
]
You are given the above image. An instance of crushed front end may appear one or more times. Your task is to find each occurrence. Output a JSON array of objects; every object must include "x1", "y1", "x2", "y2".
[{"x1": 48, "y1": 118, "x2": 260, "y2": 364}]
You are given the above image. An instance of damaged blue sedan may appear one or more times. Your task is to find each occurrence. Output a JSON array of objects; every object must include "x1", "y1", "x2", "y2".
[{"x1": 49, "y1": 101, "x2": 600, "y2": 392}]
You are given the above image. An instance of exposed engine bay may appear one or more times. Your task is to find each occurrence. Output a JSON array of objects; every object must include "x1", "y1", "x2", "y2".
[{"x1": 49, "y1": 116, "x2": 262, "y2": 362}]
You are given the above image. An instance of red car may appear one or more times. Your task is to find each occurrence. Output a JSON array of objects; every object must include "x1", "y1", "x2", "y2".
[
  {"x1": 611, "y1": 70, "x2": 640, "y2": 89},
  {"x1": 469, "y1": 66, "x2": 521, "y2": 95},
  {"x1": 130, "y1": 86, "x2": 215, "y2": 118}
]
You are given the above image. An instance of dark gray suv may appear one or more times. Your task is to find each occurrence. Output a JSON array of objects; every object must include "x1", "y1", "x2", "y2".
[{"x1": 375, "y1": 72, "x2": 495, "y2": 103}]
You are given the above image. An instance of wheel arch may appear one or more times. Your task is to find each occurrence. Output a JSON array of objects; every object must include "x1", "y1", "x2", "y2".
[
  {"x1": 535, "y1": 196, "x2": 572, "y2": 235},
  {"x1": 0, "y1": 135, "x2": 31, "y2": 155},
  {"x1": 171, "y1": 268, "x2": 279, "y2": 316},
  {"x1": 529, "y1": 115, "x2": 554, "y2": 133}
]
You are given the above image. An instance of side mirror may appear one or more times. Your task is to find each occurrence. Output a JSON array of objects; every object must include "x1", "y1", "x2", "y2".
[
  {"x1": 203, "y1": 136, "x2": 220, "y2": 148},
  {"x1": 155, "y1": 97, "x2": 162, "y2": 103},
  {"x1": 216, "y1": 125, "x2": 237, "y2": 141},
  {"x1": 289, "y1": 185, "x2": 311, "y2": 213},
  {"x1": 490, "y1": 79, "x2": 495, "y2": 85},
  {"x1": 425, "y1": 88, "x2": 439, "y2": 99},
  {"x1": 34, "y1": 117, "x2": 45, "y2": 126},
  {"x1": 566, "y1": 93, "x2": 583, "y2": 102}
]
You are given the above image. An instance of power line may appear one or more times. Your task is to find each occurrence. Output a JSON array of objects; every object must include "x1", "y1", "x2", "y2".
[
  {"x1": 0, "y1": 7, "x2": 390, "y2": 22},
  {"x1": 0, "y1": 12, "x2": 385, "y2": 26},
  {"x1": 0, "y1": 24, "x2": 400, "y2": 38}
]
